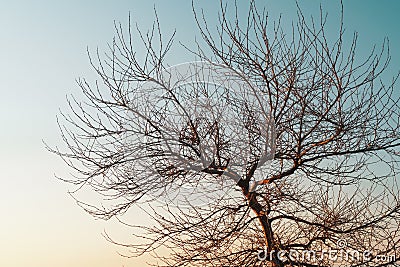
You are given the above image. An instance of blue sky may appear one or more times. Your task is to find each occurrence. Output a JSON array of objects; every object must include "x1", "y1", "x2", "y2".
[{"x1": 0, "y1": 1, "x2": 399, "y2": 266}]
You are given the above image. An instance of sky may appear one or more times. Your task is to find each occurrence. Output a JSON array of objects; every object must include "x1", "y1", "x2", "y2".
[{"x1": 0, "y1": 1, "x2": 399, "y2": 266}]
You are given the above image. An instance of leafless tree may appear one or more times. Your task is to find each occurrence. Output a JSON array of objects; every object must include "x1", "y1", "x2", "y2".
[{"x1": 48, "y1": 1, "x2": 400, "y2": 266}]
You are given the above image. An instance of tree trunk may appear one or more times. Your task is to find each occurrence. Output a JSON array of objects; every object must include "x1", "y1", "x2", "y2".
[{"x1": 238, "y1": 180, "x2": 284, "y2": 266}]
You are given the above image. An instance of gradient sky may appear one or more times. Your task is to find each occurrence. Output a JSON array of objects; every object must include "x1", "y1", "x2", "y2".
[{"x1": 0, "y1": 1, "x2": 399, "y2": 266}]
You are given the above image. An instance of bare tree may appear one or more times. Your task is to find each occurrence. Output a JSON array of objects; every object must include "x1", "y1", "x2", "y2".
[{"x1": 48, "y1": 1, "x2": 400, "y2": 266}]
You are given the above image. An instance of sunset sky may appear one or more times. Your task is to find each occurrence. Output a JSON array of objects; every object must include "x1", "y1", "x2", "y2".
[{"x1": 0, "y1": 1, "x2": 399, "y2": 266}]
